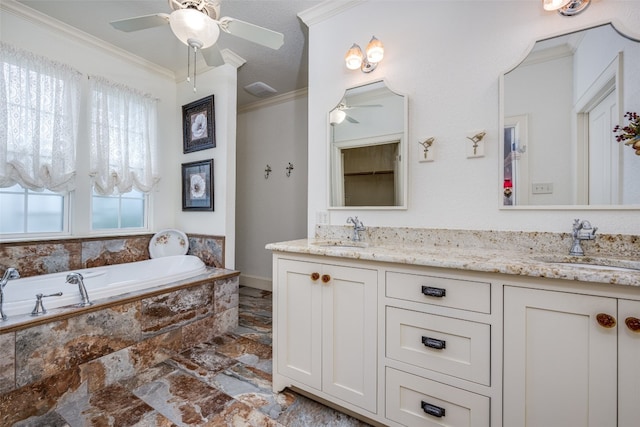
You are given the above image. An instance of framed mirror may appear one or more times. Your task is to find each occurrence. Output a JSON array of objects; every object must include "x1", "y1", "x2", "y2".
[
  {"x1": 501, "y1": 23, "x2": 640, "y2": 208},
  {"x1": 329, "y1": 81, "x2": 407, "y2": 209}
]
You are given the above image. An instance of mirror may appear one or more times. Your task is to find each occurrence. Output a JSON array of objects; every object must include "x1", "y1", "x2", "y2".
[
  {"x1": 329, "y1": 81, "x2": 407, "y2": 208},
  {"x1": 502, "y1": 23, "x2": 640, "y2": 207}
]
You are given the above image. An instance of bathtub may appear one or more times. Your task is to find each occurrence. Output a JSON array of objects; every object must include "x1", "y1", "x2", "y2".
[{"x1": 2, "y1": 255, "x2": 207, "y2": 318}]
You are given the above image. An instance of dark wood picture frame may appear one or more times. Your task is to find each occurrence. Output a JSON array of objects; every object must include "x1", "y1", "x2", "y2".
[
  {"x1": 182, "y1": 159, "x2": 214, "y2": 211},
  {"x1": 182, "y1": 95, "x2": 215, "y2": 153}
]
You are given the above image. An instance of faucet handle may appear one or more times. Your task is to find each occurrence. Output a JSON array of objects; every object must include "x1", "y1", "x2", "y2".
[{"x1": 31, "y1": 292, "x2": 63, "y2": 316}]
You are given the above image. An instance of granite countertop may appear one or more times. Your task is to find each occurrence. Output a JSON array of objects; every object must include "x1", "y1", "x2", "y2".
[{"x1": 266, "y1": 238, "x2": 640, "y2": 287}]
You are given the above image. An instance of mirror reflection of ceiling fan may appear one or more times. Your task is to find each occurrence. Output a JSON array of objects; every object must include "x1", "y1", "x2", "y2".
[
  {"x1": 110, "y1": 0, "x2": 284, "y2": 89},
  {"x1": 330, "y1": 102, "x2": 382, "y2": 125}
]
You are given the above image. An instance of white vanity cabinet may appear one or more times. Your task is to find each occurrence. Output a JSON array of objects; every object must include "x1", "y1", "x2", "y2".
[
  {"x1": 384, "y1": 268, "x2": 495, "y2": 427},
  {"x1": 504, "y1": 286, "x2": 640, "y2": 427},
  {"x1": 272, "y1": 254, "x2": 378, "y2": 415}
]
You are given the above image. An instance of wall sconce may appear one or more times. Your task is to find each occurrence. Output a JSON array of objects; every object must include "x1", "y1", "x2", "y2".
[
  {"x1": 543, "y1": 0, "x2": 590, "y2": 16},
  {"x1": 345, "y1": 36, "x2": 384, "y2": 73}
]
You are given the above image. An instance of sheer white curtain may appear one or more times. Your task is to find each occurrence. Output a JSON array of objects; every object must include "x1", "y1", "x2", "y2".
[
  {"x1": 0, "y1": 42, "x2": 81, "y2": 192},
  {"x1": 89, "y1": 76, "x2": 159, "y2": 195}
]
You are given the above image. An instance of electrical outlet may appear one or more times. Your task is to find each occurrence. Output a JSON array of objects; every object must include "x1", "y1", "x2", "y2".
[
  {"x1": 532, "y1": 183, "x2": 553, "y2": 194},
  {"x1": 316, "y1": 211, "x2": 329, "y2": 224}
]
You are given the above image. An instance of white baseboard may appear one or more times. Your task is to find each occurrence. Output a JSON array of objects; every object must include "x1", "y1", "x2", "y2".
[{"x1": 239, "y1": 274, "x2": 272, "y2": 291}]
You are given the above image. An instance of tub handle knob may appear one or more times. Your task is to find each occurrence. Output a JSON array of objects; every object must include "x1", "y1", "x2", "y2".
[{"x1": 31, "y1": 292, "x2": 63, "y2": 316}]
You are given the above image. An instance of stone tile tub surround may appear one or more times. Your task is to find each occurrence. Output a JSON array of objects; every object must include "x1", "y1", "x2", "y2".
[
  {"x1": 0, "y1": 233, "x2": 225, "y2": 278},
  {"x1": 267, "y1": 225, "x2": 640, "y2": 286},
  {"x1": 0, "y1": 270, "x2": 240, "y2": 426}
]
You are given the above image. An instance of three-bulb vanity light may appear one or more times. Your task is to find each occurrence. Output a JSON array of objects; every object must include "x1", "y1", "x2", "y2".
[
  {"x1": 345, "y1": 36, "x2": 384, "y2": 73},
  {"x1": 543, "y1": 0, "x2": 590, "y2": 16}
]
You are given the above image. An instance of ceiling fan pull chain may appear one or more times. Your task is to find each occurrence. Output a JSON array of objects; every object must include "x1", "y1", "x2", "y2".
[
  {"x1": 186, "y1": 45, "x2": 191, "y2": 83},
  {"x1": 193, "y1": 45, "x2": 197, "y2": 92}
]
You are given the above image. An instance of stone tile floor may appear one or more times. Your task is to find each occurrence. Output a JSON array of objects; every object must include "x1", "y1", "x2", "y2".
[{"x1": 19, "y1": 287, "x2": 372, "y2": 426}]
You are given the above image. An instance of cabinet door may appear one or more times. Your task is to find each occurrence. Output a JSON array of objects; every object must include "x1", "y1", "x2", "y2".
[
  {"x1": 504, "y1": 286, "x2": 617, "y2": 427},
  {"x1": 276, "y1": 259, "x2": 322, "y2": 389},
  {"x1": 322, "y1": 264, "x2": 378, "y2": 413},
  {"x1": 618, "y1": 299, "x2": 640, "y2": 427}
]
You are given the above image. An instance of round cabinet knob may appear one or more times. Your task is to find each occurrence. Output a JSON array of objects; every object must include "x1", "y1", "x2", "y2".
[
  {"x1": 625, "y1": 317, "x2": 640, "y2": 332},
  {"x1": 321, "y1": 274, "x2": 331, "y2": 283},
  {"x1": 310, "y1": 272, "x2": 320, "y2": 281},
  {"x1": 596, "y1": 313, "x2": 617, "y2": 328}
]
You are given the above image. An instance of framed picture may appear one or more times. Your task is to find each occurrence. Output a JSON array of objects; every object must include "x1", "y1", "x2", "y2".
[
  {"x1": 182, "y1": 95, "x2": 215, "y2": 153},
  {"x1": 182, "y1": 159, "x2": 214, "y2": 211}
]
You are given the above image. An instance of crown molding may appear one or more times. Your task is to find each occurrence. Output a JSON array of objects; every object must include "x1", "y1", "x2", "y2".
[
  {"x1": 298, "y1": 0, "x2": 364, "y2": 27},
  {"x1": 221, "y1": 49, "x2": 247, "y2": 69},
  {"x1": 1, "y1": 0, "x2": 175, "y2": 79},
  {"x1": 238, "y1": 88, "x2": 308, "y2": 113}
]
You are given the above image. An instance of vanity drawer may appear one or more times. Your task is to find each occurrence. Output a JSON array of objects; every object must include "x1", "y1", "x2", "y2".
[
  {"x1": 386, "y1": 271, "x2": 491, "y2": 313},
  {"x1": 386, "y1": 307, "x2": 490, "y2": 385},
  {"x1": 386, "y1": 367, "x2": 490, "y2": 427}
]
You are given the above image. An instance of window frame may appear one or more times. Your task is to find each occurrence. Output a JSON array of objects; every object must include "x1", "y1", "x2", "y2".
[
  {"x1": 0, "y1": 185, "x2": 70, "y2": 239},
  {"x1": 90, "y1": 189, "x2": 150, "y2": 234}
]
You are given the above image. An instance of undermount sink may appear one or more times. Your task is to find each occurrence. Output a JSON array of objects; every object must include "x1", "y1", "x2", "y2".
[
  {"x1": 534, "y1": 255, "x2": 640, "y2": 273},
  {"x1": 310, "y1": 240, "x2": 369, "y2": 249}
]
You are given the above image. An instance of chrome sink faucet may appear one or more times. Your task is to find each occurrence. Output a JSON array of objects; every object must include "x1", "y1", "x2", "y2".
[
  {"x1": 569, "y1": 219, "x2": 598, "y2": 256},
  {"x1": 347, "y1": 216, "x2": 366, "y2": 242},
  {"x1": 1, "y1": 267, "x2": 20, "y2": 320},
  {"x1": 66, "y1": 272, "x2": 92, "y2": 307}
]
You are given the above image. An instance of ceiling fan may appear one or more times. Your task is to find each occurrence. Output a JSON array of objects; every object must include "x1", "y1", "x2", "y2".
[
  {"x1": 331, "y1": 102, "x2": 382, "y2": 125},
  {"x1": 110, "y1": 0, "x2": 284, "y2": 69}
]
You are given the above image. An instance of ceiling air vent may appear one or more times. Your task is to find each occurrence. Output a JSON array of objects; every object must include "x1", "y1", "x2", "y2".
[{"x1": 244, "y1": 81, "x2": 277, "y2": 98}]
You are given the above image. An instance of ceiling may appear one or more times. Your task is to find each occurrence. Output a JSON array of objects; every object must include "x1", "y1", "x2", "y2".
[{"x1": 16, "y1": 0, "x2": 321, "y2": 107}]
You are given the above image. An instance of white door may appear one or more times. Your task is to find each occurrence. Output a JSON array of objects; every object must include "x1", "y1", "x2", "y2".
[
  {"x1": 322, "y1": 264, "x2": 378, "y2": 413},
  {"x1": 504, "y1": 286, "x2": 618, "y2": 427},
  {"x1": 618, "y1": 299, "x2": 640, "y2": 427},
  {"x1": 276, "y1": 259, "x2": 322, "y2": 389},
  {"x1": 588, "y1": 90, "x2": 619, "y2": 204}
]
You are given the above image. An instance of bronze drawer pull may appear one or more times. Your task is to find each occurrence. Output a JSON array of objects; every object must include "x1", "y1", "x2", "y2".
[
  {"x1": 321, "y1": 274, "x2": 331, "y2": 283},
  {"x1": 421, "y1": 401, "x2": 445, "y2": 418},
  {"x1": 422, "y1": 336, "x2": 446, "y2": 350},
  {"x1": 422, "y1": 286, "x2": 446, "y2": 298},
  {"x1": 311, "y1": 272, "x2": 320, "y2": 281}
]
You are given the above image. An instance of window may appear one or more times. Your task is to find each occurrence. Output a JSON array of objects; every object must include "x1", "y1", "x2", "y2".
[
  {"x1": 1, "y1": 43, "x2": 79, "y2": 237},
  {"x1": 92, "y1": 189, "x2": 146, "y2": 230},
  {"x1": 0, "y1": 184, "x2": 66, "y2": 234}
]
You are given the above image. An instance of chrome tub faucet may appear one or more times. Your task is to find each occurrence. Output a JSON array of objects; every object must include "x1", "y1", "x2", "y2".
[
  {"x1": 66, "y1": 272, "x2": 92, "y2": 307},
  {"x1": 347, "y1": 216, "x2": 366, "y2": 242},
  {"x1": 569, "y1": 219, "x2": 597, "y2": 256},
  {"x1": 1, "y1": 267, "x2": 20, "y2": 320}
]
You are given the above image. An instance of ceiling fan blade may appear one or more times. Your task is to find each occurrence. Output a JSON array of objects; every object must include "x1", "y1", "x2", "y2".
[
  {"x1": 201, "y1": 45, "x2": 224, "y2": 67},
  {"x1": 345, "y1": 104, "x2": 383, "y2": 109},
  {"x1": 346, "y1": 115, "x2": 359, "y2": 124},
  {"x1": 220, "y1": 17, "x2": 284, "y2": 50},
  {"x1": 110, "y1": 13, "x2": 170, "y2": 32}
]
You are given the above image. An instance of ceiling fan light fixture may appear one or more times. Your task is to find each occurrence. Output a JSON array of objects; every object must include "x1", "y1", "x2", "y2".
[
  {"x1": 169, "y1": 8, "x2": 220, "y2": 48},
  {"x1": 330, "y1": 108, "x2": 347, "y2": 125}
]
